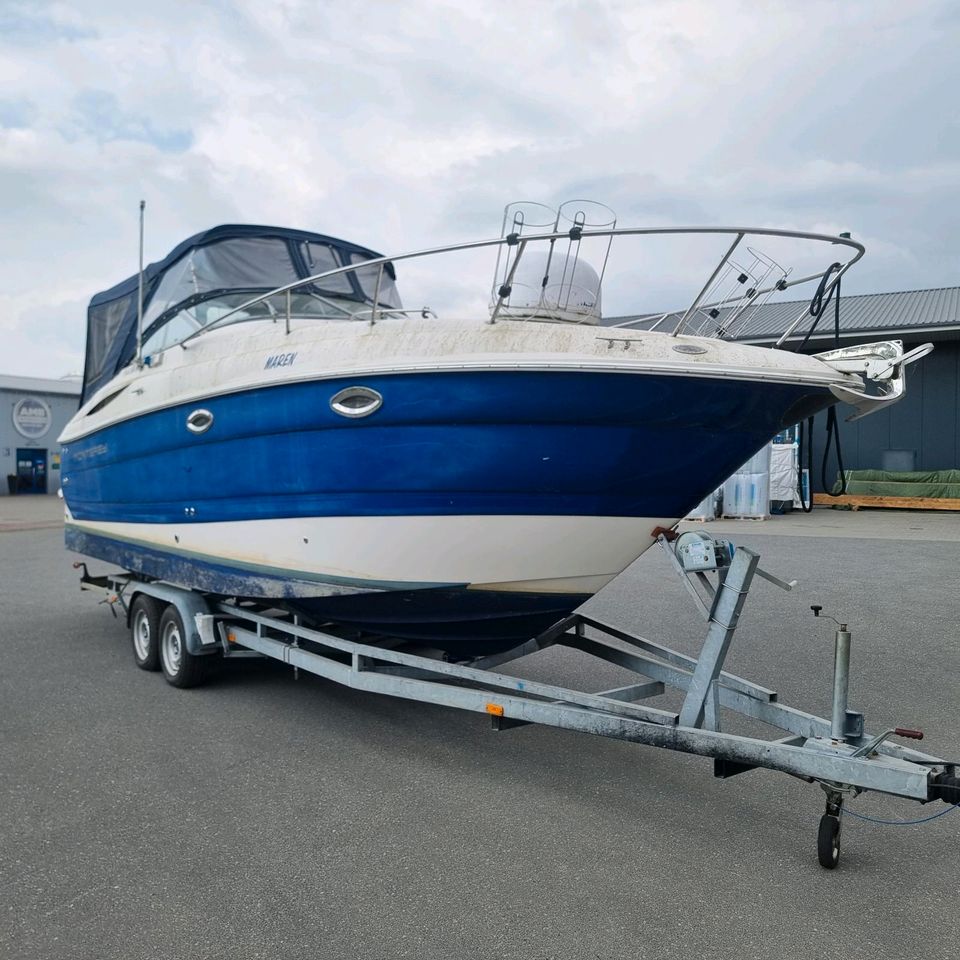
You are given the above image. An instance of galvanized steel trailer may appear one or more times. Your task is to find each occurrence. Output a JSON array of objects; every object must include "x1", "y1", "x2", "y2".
[{"x1": 76, "y1": 534, "x2": 960, "y2": 869}]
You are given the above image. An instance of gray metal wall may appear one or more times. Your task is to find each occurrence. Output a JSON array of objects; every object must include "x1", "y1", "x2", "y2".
[
  {"x1": 810, "y1": 339, "x2": 959, "y2": 491},
  {"x1": 1, "y1": 388, "x2": 80, "y2": 495}
]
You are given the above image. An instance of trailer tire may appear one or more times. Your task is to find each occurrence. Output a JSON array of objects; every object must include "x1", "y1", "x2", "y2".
[
  {"x1": 130, "y1": 594, "x2": 162, "y2": 671},
  {"x1": 817, "y1": 814, "x2": 841, "y2": 869},
  {"x1": 159, "y1": 605, "x2": 206, "y2": 689}
]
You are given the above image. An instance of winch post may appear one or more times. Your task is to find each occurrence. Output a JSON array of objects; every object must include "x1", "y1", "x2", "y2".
[
  {"x1": 831, "y1": 624, "x2": 851, "y2": 740},
  {"x1": 678, "y1": 547, "x2": 760, "y2": 728}
]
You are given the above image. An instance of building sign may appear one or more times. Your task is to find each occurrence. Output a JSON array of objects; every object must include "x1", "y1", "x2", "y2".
[{"x1": 12, "y1": 396, "x2": 52, "y2": 439}]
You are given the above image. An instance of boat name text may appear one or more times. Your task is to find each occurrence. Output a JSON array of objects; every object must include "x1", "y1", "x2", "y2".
[
  {"x1": 265, "y1": 352, "x2": 298, "y2": 369},
  {"x1": 72, "y1": 443, "x2": 108, "y2": 461}
]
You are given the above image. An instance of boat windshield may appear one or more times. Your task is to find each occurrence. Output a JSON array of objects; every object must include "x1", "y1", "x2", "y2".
[
  {"x1": 137, "y1": 235, "x2": 401, "y2": 357},
  {"x1": 141, "y1": 291, "x2": 386, "y2": 355}
]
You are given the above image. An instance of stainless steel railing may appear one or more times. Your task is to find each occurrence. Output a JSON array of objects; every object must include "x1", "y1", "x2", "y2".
[{"x1": 174, "y1": 225, "x2": 865, "y2": 351}]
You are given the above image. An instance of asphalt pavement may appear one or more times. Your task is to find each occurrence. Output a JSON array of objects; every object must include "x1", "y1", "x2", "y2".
[{"x1": 2, "y1": 503, "x2": 959, "y2": 959}]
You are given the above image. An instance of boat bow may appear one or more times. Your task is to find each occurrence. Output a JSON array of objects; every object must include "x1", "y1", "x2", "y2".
[{"x1": 815, "y1": 340, "x2": 933, "y2": 421}]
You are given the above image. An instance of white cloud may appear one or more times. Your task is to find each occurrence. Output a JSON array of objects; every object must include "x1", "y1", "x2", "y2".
[{"x1": 1, "y1": 0, "x2": 958, "y2": 376}]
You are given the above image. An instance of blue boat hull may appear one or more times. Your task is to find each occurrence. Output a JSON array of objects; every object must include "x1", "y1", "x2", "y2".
[{"x1": 62, "y1": 368, "x2": 834, "y2": 653}]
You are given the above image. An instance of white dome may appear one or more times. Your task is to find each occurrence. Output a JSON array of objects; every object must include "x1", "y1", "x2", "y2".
[{"x1": 494, "y1": 250, "x2": 602, "y2": 324}]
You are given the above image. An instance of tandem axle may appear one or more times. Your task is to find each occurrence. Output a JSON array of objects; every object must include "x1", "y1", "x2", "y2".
[{"x1": 76, "y1": 533, "x2": 960, "y2": 870}]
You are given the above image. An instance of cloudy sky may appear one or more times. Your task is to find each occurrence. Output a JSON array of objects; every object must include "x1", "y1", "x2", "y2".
[{"x1": 2, "y1": 0, "x2": 958, "y2": 378}]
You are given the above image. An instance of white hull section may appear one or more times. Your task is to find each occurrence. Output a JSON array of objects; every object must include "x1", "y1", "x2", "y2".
[{"x1": 64, "y1": 513, "x2": 673, "y2": 596}]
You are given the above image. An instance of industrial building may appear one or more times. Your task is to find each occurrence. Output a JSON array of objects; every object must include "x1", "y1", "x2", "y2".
[
  {"x1": 0, "y1": 374, "x2": 81, "y2": 495},
  {"x1": 608, "y1": 285, "x2": 960, "y2": 489}
]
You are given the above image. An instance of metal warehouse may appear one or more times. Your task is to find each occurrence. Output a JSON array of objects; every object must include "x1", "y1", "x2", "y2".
[{"x1": 0, "y1": 375, "x2": 81, "y2": 496}]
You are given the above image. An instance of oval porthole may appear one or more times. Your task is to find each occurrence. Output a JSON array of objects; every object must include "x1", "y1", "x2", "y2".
[
  {"x1": 330, "y1": 386, "x2": 383, "y2": 418},
  {"x1": 186, "y1": 409, "x2": 214, "y2": 434},
  {"x1": 672, "y1": 343, "x2": 708, "y2": 356}
]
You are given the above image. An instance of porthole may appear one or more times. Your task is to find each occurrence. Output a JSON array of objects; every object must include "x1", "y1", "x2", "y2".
[
  {"x1": 672, "y1": 343, "x2": 708, "y2": 356},
  {"x1": 330, "y1": 386, "x2": 383, "y2": 418},
  {"x1": 186, "y1": 409, "x2": 214, "y2": 434}
]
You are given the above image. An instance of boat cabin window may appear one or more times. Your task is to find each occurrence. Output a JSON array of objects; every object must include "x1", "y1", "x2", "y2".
[
  {"x1": 86, "y1": 291, "x2": 136, "y2": 388},
  {"x1": 142, "y1": 305, "x2": 208, "y2": 355},
  {"x1": 141, "y1": 290, "x2": 366, "y2": 355},
  {"x1": 302, "y1": 242, "x2": 354, "y2": 294},
  {"x1": 136, "y1": 235, "x2": 404, "y2": 360},
  {"x1": 142, "y1": 237, "x2": 300, "y2": 329},
  {"x1": 348, "y1": 251, "x2": 401, "y2": 308}
]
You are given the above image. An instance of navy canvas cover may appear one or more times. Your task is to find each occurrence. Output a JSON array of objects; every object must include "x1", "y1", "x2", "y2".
[{"x1": 81, "y1": 224, "x2": 395, "y2": 403}]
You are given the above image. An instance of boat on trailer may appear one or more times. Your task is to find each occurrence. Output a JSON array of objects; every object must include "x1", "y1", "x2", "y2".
[
  {"x1": 67, "y1": 201, "x2": 959, "y2": 868},
  {"x1": 60, "y1": 201, "x2": 926, "y2": 655}
]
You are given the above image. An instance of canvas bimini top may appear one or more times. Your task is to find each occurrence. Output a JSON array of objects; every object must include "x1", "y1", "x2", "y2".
[{"x1": 81, "y1": 224, "x2": 400, "y2": 404}]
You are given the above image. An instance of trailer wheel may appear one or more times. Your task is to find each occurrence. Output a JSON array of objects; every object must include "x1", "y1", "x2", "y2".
[
  {"x1": 130, "y1": 595, "x2": 162, "y2": 671},
  {"x1": 159, "y1": 605, "x2": 206, "y2": 689},
  {"x1": 817, "y1": 814, "x2": 841, "y2": 869}
]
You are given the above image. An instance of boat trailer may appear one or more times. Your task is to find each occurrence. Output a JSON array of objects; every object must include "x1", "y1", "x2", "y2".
[{"x1": 77, "y1": 532, "x2": 960, "y2": 869}]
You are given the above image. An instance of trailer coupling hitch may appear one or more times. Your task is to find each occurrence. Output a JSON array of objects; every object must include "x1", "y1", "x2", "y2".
[
  {"x1": 930, "y1": 774, "x2": 960, "y2": 806},
  {"x1": 73, "y1": 560, "x2": 113, "y2": 588},
  {"x1": 73, "y1": 561, "x2": 121, "y2": 615}
]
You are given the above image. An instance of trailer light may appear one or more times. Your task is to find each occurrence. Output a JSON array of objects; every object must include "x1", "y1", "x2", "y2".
[
  {"x1": 485, "y1": 703, "x2": 504, "y2": 716},
  {"x1": 227, "y1": 631, "x2": 237, "y2": 644}
]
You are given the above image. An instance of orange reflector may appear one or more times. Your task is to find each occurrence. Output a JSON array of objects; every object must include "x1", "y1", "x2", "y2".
[
  {"x1": 485, "y1": 703, "x2": 504, "y2": 717},
  {"x1": 227, "y1": 632, "x2": 237, "y2": 644}
]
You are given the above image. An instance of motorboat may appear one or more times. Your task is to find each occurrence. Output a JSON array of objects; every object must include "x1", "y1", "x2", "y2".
[{"x1": 59, "y1": 202, "x2": 927, "y2": 655}]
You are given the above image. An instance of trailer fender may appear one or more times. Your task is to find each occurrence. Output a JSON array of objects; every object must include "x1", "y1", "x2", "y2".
[{"x1": 125, "y1": 583, "x2": 218, "y2": 656}]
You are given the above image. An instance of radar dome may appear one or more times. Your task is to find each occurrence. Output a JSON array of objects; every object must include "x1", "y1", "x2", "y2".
[{"x1": 494, "y1": 250, "x2": 602, "y2": 324}]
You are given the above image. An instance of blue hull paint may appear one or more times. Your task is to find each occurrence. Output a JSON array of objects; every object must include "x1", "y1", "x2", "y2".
[
  {"x1": 63, "y1": 368, "x2": 834, "y2": 651},
  {"x1": 62, "y1": 369, "x2": 831, "y2": 523}
]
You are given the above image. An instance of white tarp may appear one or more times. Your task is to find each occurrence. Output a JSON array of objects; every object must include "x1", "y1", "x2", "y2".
[{"x1": 770, "y1": 443, "x2": 799, "y2": 502}]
